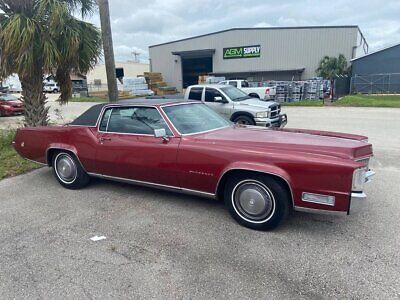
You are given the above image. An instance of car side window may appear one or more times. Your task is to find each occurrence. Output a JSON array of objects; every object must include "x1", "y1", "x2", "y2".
[
  {"x1": 205, "y1": 88, "x2": 225, "y2": 102},
  {"x1": 100, "y1": 107, "x2": 172, "y2": 136},
  {"x1": 188, "y1": 87, "x2": 203, "y2": 101},
  {"x1": 228, "y1": 81, "x2": 237, "y2": 88},
  {"x1": 99, "y1": 108, "x2": 111, "y2": 131}
]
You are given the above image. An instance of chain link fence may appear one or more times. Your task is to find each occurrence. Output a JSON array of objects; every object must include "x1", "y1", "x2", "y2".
[{"x1": 350, "y1": 73, "x2": 400, "y2": 94}]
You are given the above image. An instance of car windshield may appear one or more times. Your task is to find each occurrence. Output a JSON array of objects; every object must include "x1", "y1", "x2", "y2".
[
  {"x1": 162, "y1": 103, "x2": 231, "y2": 134},
  {"x1": 221, "y1": 86, "x2": 251, "y2": 101},
  {"x1": 45, "y1": 83, "x2": 54, "y2": 86},
  {"x1": 0, "y1": 94, "x2": 18, "y2": 101}
]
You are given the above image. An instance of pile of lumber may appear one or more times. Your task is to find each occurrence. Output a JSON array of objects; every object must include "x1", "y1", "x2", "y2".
[{"x1": 144, "y1": 72, "x2": 177, "y2": 95}]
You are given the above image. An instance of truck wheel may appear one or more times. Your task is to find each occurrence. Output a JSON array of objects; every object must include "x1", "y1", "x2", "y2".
[
  {"x1": 249, "y1": 93, "x2": 260, "y2": 98},
  {"x1": 224, "y1": 173, "x2": 290, "y2": 230},
  {"x1": 233, "y1": 115, "x2": 255, "y2": 125},
  {"x1": 53, "y1": 89, "x2": 59, "y2": 93},
  {"x1": 52, "y1": 152, "x2": 90, "y2": 189}
]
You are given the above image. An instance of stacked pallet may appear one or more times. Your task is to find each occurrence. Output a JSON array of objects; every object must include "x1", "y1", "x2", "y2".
[{"x1": 144, "y1": 72, "x2": 177, "y2": 95}]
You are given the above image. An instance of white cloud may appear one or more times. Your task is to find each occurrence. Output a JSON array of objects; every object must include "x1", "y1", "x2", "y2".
[{"x1": 88, "y1": 0, "x2": 400, "y2": 61}]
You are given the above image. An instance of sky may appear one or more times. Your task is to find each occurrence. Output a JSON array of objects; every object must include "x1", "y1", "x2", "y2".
[{"x1": 89, "y1": 0, "x2": 400, "y2": 63}]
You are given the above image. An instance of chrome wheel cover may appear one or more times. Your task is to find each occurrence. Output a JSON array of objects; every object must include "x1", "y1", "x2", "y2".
[
  {"x1": 55, "y1": 153, "x2": 77, "y2": 184},
  {"x1": 232, "y1": 180, "x2": 275, "y2": 223}
]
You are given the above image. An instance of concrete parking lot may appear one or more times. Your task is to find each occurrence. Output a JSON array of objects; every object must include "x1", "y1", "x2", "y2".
[
  {"x1": 0, "y1": 93, "x2": 95, "y2": 129},
  {"x1": 0, "y1": 105, "x2": 399, "y2": 299}
]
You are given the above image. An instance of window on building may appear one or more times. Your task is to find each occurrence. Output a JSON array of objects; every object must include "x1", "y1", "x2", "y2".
[{"x1": 188, "y1": 87, "x2": 203, "y2": 101}]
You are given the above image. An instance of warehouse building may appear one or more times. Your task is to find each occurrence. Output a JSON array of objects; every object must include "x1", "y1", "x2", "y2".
[
  {"x1": 351, "y1": 43, "x2": 400, "y2": 93},
  {"x1": 149, "y1": 26, "x2": 368, "y2": 91}
]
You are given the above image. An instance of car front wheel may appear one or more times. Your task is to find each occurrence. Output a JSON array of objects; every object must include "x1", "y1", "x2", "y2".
[
  {"x1": 224, "y1": 173, "x2": 290, "y2": 230},
  {"x1": 52, "y1": 152, "x2": 90, "y2": 189},
  {"x1": 233, "y1": 115, "x2": 255, "y2": 125}
]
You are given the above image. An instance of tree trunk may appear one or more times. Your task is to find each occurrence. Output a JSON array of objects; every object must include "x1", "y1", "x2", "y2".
[
  {"x1": 97, "y1": 0, "x2": 118, "y2": 102},
  {"x1": 20, "y1": 67, "x2": 49, "y2": 127},
  {"x1": 56, "y1": 67, "x2": 72, "y2": 105}
]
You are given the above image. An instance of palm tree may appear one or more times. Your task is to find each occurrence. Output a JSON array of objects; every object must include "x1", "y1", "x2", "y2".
[
  {"x1": 0, "y1": 0, "x2": 101, "y2": 126},
  {"x1": 316, "y1": 54, "x2": 349, "y2": 100},
  {"x1": 316, "y1": 54, "x2": 349, "y2": 79}
]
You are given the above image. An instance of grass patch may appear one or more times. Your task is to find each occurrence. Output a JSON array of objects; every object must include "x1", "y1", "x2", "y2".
[
  {"x1": 0, "y1": 130, "x2": 41, "y2": 180},
  {"x1": 334, "y1": 95, "x2": 400, "y2": 107},
  {"x1": 281, "y1": 100, "x2": 324, "y2": 106}
]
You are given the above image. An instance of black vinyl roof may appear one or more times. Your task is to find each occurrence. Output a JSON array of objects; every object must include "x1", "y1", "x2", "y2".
[{"x1": 69, "y1": 97, "x2": 184, "y2": 126}]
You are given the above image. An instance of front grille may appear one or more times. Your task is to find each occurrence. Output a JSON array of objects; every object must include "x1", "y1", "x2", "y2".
[{"x1": 270, "y1": 104, "x2": 281, "y2": 118}]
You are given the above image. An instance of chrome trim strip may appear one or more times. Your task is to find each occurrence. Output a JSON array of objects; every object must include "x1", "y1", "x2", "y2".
[
  {"x1": 351, "y1": 192, "x2": 367, "y2": 199},
  {"x1": 301, "y1": 192, "x2": 335, "y2": 206},
  {"x1": 215, "y1": 168, "x2": 295, "y2": 208},
  {"x1": 365, "y1": 170, "x2": 375, "y2": 182},
  {"x1": 88, "y1": 172, "x2": 216, "y2": 199},
  {"x1": 45, "y1": 147, "x2": 87, "y2": 173},
  {"x1": 355, "y1": 156, "x2": 372, "y2": 162},
  {"x1": 294, "y1": 206, "x2": 347, "y2": 216}
]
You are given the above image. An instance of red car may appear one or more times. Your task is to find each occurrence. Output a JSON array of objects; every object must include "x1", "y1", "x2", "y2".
[
  {"x1": 0, "y1": 94, "x2": 25, "y2": 116},
  {"x1": 13, "y1": 99, "x2": 375, "y2": 230}
]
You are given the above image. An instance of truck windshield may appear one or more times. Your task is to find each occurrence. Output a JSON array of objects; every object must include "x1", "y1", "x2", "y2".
[
  {"x1": 221, "y1": 86, "x2": 251, "y2": 101},
  {"x1": 162, "y1": 103, "x2": 231, "y2": 135}
]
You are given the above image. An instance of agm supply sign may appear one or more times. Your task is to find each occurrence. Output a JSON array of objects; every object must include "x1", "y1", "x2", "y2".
[{"x1": 223, "y1": 45, "x2": 261, "y2": 59}]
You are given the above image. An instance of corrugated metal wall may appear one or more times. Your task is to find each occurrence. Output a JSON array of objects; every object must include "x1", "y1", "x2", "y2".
[
  {"x1": 149, "y1": 27, "x2": 363, "y2": 91},
  {"x1": 351, "y1": 44, "x2": 400, "y2": 93}
]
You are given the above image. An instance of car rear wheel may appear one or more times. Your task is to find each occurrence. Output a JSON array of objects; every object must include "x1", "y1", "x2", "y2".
[
  {"x1": 52, "y1": 152, "x2": 90, "y2": 189},
  {"x1": 233, "y1": 115, "x2": 255, "y2": 125},
  {"x1": 224, "y1": 173, "x2": 290, "y2": 230}
]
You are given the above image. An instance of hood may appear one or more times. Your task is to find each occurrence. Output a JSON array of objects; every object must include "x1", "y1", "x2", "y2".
[
  {"x1": 234, "y1": 99, "x2": 277, "y2": 111},
  {"x1": 192, "y1": 125, "x2": 372, "y2": 160}
]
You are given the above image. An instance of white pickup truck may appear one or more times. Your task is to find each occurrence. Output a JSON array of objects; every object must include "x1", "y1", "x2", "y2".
[
  {"x1": 219, "y1": 79, "x2": 276, "y2": 100},
  {"x1": 184, "y1": 84, "x2": 287, "y2": 127}
]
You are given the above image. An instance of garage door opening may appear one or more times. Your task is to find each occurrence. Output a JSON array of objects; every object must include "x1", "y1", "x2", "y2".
[
  {"x1": 172, "y1": 49, "x2": 215, "y2": 89},
  {"x1": 181, "y1": 56, "x2": 213, "y2": 88}
]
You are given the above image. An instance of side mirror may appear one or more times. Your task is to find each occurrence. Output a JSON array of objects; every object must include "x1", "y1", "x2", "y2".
[
  {"x1": 214, "y1": 96, "x2": 226, "y2": 103},
  {"x1": 154, "y1": 128, "x2": 169, "y2": 141}
]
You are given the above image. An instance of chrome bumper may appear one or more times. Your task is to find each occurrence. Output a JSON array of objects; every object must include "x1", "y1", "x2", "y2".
[{"x1": 349, "y1": 170, "x2": 375, "y2": 213}]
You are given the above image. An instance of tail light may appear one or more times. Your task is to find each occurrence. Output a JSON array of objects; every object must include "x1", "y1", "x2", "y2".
[{"x1": 265, "y1": 88, "x2": 270, "y2": 95}]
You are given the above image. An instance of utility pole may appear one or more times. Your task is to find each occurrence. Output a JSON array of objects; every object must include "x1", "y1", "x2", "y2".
[
  {"x1": 97, "y1": 0, "x2": 118, "y2": 102},
  {"x1": 132, "y1": 51, "x2": 140, "y2": 63}
]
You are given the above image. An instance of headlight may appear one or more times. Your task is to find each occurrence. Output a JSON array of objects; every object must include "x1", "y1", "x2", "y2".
[
  {"x1": 255, "y1": 111, "x2": 270, "y2": 118},
  {"x1": 2, "y1": 105, "x2": 12, "y2": 109},
  {"x1": 352, "y1": 168, "x2": 366, "y2": 192}
]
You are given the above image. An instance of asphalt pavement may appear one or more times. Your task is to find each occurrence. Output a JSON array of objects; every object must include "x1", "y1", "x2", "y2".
[{"x1": 0, "y1": 106, "x2": 399, "y2": 299}]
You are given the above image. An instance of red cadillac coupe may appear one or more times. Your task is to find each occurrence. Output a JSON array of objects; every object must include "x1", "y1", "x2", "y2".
[{"x1": 13, "y1": 99, "x2": 375, "y2": 230}]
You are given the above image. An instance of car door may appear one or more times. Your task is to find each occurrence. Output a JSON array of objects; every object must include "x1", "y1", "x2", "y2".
[
  {"x1": 94, "y1": 106, "x2": 180, "y2": 187},
  {"x1": 204, "y1": 87, "x2": 232, "y2": 119}
]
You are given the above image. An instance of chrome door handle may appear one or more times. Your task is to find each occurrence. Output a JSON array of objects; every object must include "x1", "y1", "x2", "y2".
[{"x1": 99, "y1": 137, "x2": 112, "y2": 142}]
